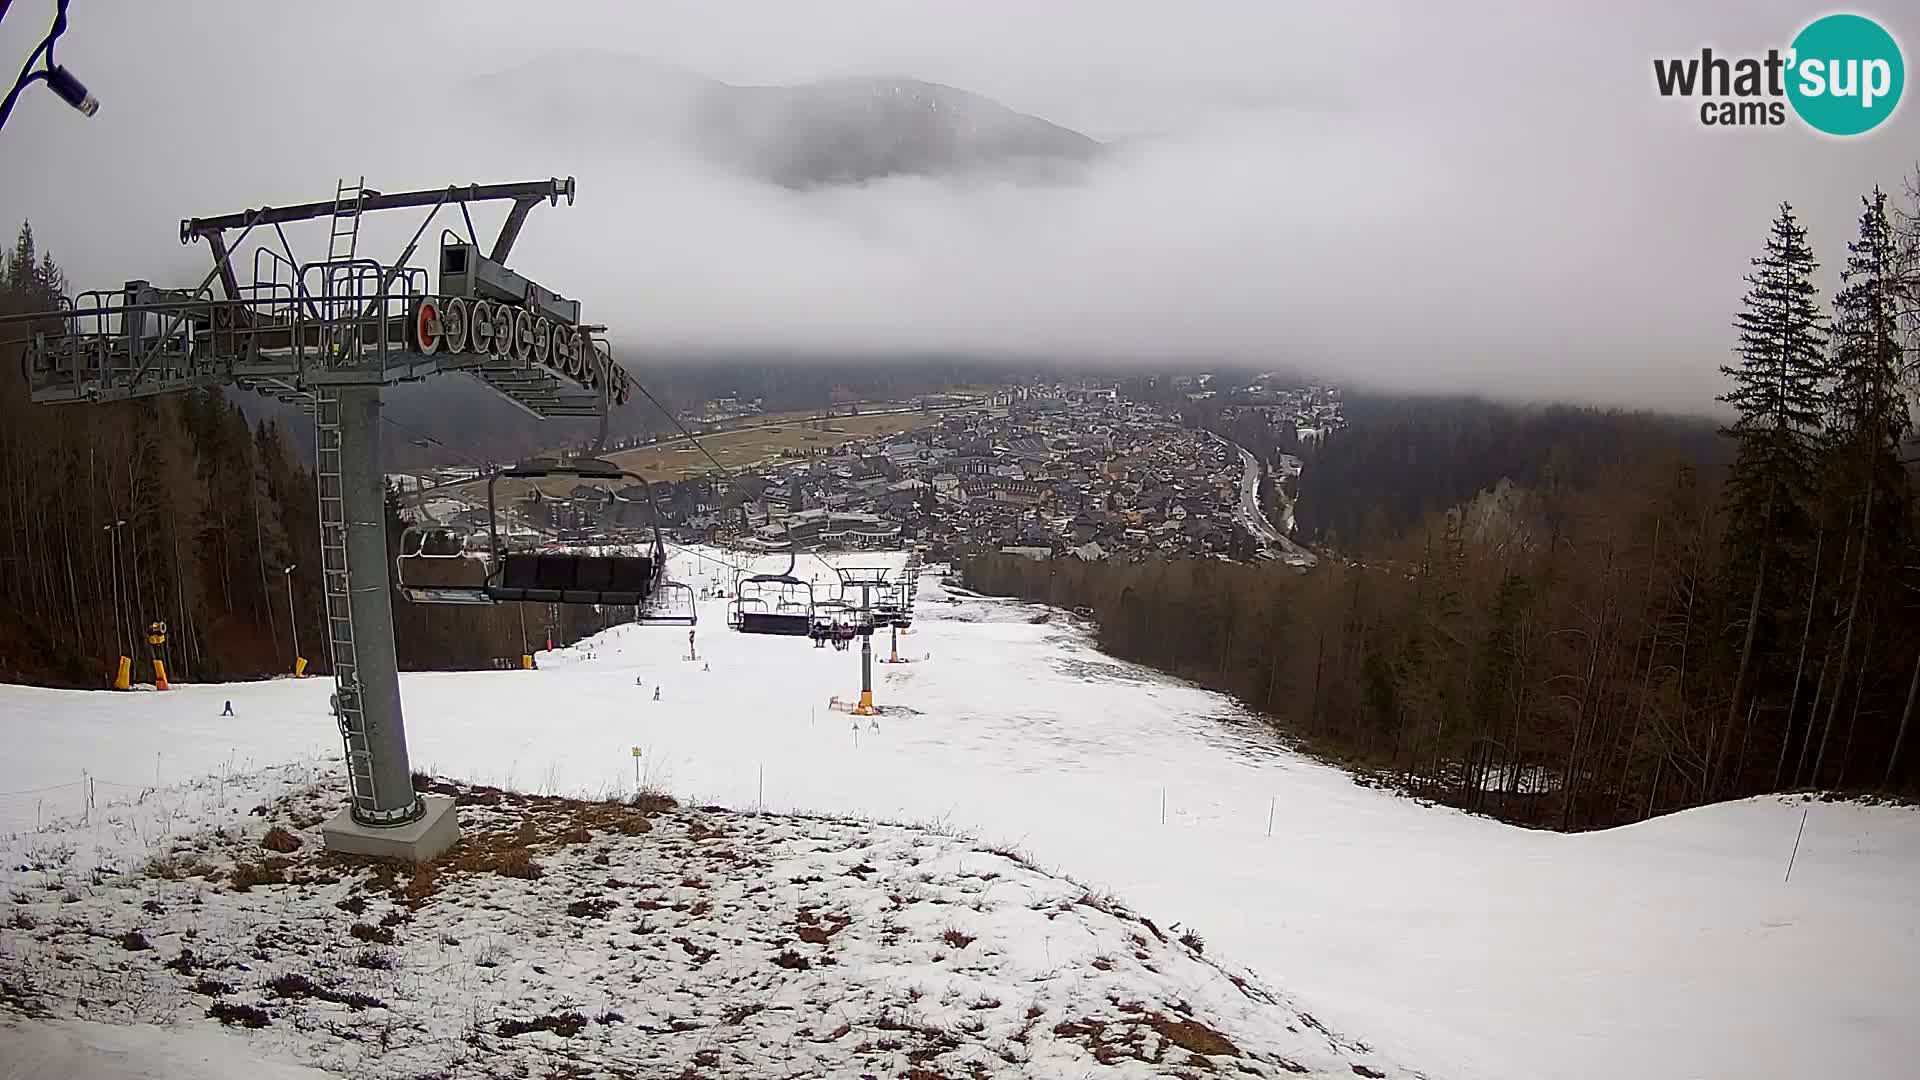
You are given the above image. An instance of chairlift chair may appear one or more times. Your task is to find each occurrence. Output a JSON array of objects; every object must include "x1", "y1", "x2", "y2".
[
  {"x1": 393, "y1": 526, "x2": 493, "y2": 605},
  {"x1": 809, "y1": 599, "x2": 849, "y2": 644},
  {"x1": 393, "y1": 457, "x2": 696, "y2": 624},
  {"x1": 728, "y1": 547, "x2": 814, "y2": 636}
]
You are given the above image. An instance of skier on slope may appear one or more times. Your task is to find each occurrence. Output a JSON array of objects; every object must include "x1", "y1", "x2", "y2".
[
  {"x1": 653, "y1": 686, "x2": 661, "y2": 701},
  {"x1": 221, "y1": 700, "x2": 234, "y2": 716}
]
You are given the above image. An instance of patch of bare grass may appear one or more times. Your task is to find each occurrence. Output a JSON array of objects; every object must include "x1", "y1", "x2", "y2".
[
  {"x1": 261, "y1": 827, "x2": 302, "y2": 854},
  {"x1": 349, "y1": 923, "x2": 395, "y2": 945},
  {"x1": 265, "y1": 973, "x2": 385, "y2": 1011},
  {"x1": 1146, "y1": 1013, "x2": 1238, "y2": 1058},
  {"x1": 496, "y1": 1011, "x2": 589, "y2": 1038},
  {"x1": 145, "y1": 853, "x2": 216, "y2": 881},
  {"x1": 228, "y1": 858, "x2": 291, "y2": 892},
  {"x1": 207, "y1": 1000, "x2": 270, "y2": 1028}
]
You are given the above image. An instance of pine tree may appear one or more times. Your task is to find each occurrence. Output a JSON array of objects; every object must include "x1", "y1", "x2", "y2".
[
  {"x1": 1809, "y1": 189, "x2": 1913, "y2": 787},
  {"x1": 1717, "y1": 203, "x2": 1828, "y2": 742},
  {"x1": 1828, "y1": 190, "x2": 1909, "y2": 463},
  {"x1": 4, "y1": 221, "x2": 35, "y2": 292}
]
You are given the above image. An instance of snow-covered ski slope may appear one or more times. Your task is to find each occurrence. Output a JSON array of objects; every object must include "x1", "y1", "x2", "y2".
[{"x1": 3, "y1": 545, "x2": 1917, "y2": 1080}]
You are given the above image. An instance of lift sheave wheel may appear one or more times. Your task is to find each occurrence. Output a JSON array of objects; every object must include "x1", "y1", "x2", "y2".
[
  {"x1": 413, "y1": 299, "x2": 442, "y2": 355},
  {"x1": 531, "y1": 316, "x2": 552, "y2": 366},
  {"x1": 440, "y1": 297, "x2": 470, "y2": 353},
  {"x1": 512, "y1": 308, "x2": 535, "y2": 362},
  {"x1": 471, "y1": 299, "x2": 496, "y2": 354}
]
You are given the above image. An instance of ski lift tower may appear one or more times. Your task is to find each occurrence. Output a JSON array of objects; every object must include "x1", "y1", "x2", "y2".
[
  {"x1": 1, "y1": 176, "x2": 633, "y2": 862},
  {"x1": 834, "y1": 565, "x2": 896, "y2": 715}
]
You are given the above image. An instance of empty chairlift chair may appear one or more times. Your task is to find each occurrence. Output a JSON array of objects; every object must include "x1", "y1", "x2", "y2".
[
  {"x1": 392, "y1": 457, "x2": 696, "y2": 624},
  {"x1": 728, "y1": 549, "x2": 814, "y2": 636}
]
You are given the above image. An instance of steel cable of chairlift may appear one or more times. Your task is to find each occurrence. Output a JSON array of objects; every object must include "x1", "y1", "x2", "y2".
[
  {"x1": 660, "y1": 537, "x2": 747, "y2": 578},
  {"x1": 382, "y1": 385, "x2": 693, "y2": 623},
  {"x1": 628, "y1": 372, "x2": 843, "y2": 583},
  {"x1": 378, "y1": 413, "x2": 497, "y2": 475}
]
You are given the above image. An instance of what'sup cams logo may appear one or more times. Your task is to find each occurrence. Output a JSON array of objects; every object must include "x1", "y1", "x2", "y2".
[{"x1": 1655, "y1": 13, "x2": 1903, "y2": 135}]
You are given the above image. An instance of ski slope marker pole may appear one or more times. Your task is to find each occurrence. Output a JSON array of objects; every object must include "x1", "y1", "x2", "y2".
[{"x1": 1784, "y1": 806, "x2": 1810, "y2": 883}]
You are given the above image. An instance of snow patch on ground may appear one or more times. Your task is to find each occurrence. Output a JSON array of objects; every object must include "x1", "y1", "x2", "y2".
[
  {"x1": 2, "y1": 771, "x2": 1410, "y2": 1079},
  {"x1": 0, "y1": 1018, "x2": 336, "y2": 1079},
  {"x1": 0, "y1": 548, "x2": 1916, "y2": 1080}
]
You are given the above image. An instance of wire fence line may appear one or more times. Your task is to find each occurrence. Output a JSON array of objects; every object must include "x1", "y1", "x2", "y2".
[{"x1": 0, "y1": 777, "x2": 160, "y2": 800}]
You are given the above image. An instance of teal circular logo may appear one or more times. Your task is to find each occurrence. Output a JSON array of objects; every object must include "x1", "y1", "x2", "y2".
[{"x1": 1787, "y1": 14, "x2": 1904, "y2": 135}]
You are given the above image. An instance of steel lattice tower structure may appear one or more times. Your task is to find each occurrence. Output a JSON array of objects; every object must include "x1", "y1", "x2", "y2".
[{"x1": 1, "y1": 176, "x2": 631, "y2": 860}]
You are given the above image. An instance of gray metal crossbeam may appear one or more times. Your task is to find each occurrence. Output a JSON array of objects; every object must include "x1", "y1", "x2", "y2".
[{"x1": 181, "y1": 179, "x2": 574, "y2": 242}]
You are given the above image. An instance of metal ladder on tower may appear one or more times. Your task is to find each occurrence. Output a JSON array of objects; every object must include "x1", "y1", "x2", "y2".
[
  {"x1": 321, "y1": 177, "x2": 365, "y2": 357},
  {"x1": 315, "y1": 177, "x2": 379, "y2": 818}
]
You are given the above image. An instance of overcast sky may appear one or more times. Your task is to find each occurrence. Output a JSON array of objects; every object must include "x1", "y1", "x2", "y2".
[{"x1": 2, "y1": 0, "x2": 1914, "y2": 412}]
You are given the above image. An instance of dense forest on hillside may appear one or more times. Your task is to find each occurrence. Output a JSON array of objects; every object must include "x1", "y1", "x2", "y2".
[
  {"x1": 0, "y1": 226, "x2": 615, "y2": 687},
  {"x1": 965, "y1": 452, "x2": 1917, "y2": 827},
  {"x1": 1162, "y1": 377, "x2": 1728, "y2": 554},
  {"x1": 1288, "y1": 398, "x2": 1727, "y2": 549},
  {"x1": 968, "y1": 190, "x2": 1920, "y2": 828}
]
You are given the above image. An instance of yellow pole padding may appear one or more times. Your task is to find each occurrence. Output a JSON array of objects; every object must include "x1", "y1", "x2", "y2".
[
  {"x1": 152, "y1": 659, "x2": 170, "y2": 690},
  {"x1": 294, "y1": 656, "x2": 307, "y2": 678},
  {"x1": 521, "y1": 654, "x2": 533, "y2": 670},
  {"x1": 113, "y1": 655, "x2": 131, "y2": 690},
  {"x1": 853, "y1": 689, "x2": 876, "y2": 715}
]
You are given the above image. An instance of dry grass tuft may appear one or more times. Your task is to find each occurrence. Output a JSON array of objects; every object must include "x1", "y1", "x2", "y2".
[
  {"x1": 796, "y1": 913, "x2": 852, "y2": 945},
  {"x1": 496, "y1": 1011, "x2": 589, "y2": 1038},
  {"x1": 401, "y1": 864, "x2": 438, "y2": 904},
  {"x1": 353, "y1": 948, "x2": 395, "y2": 971},
  {"x1": 145, "y1": 853, "x2": 216, "y2": 881},
  {"x1": 443, "y1": 839, "x2": 542, "y2": 881},
  {"x1": 207, "y1": 1000, "x2": 270, "y2": 1028},
  {"x1": 228, "y1": 858, "x2": 291, "y2": 892},
  {"x1": 565, "y1": 897, "x2": 617, "y2": 919},
  {"x1": 261, "y1": 827, "x2": 302, "y2": 854},
  {"x1": 626, "y1": 788, "x2": 678, "y2": 814},
  {"x1": 1146, "y1": 1013, "x2": 1239, "y2": 1058},
  {"x1": 349, "y1": 922, "x2": 395, "y2": 945},
  {"x1": 265, "y1": 973, "x2": 384, "y2": 1011}
]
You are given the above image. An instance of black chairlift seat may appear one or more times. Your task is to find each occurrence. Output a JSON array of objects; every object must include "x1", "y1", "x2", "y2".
[
  {"x1": 738, "y1": 608, "x2": 813, "y2": 636},
  {"x1": 394, "y1": 457, "x2": 695, "y2": 621},
  {"x1": 731, "y1": 560, "x2": 814, "y2": 636},
  {"x1": 485, "y1": 551, "x2": 657, "y2": 606}
]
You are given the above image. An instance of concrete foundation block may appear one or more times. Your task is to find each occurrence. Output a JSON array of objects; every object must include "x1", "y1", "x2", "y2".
[{"x1": 320, "y1": 795, "x2": 460, "y2": 863}]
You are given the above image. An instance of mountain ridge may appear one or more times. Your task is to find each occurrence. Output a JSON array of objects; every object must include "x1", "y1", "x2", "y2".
[{"x1": 462, "y1": 51, "x2": 1103, "y2": 188}]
